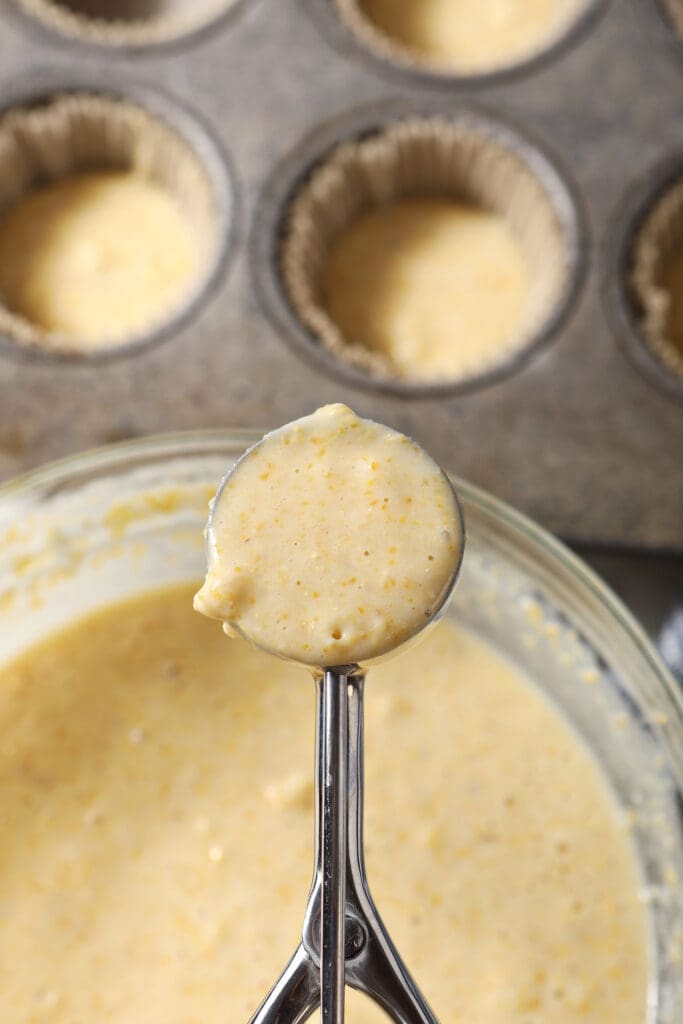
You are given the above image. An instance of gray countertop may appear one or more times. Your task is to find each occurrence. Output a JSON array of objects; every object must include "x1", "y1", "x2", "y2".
[{"x1": 577, "y1": 544, "x2": 683, "y2": 638}]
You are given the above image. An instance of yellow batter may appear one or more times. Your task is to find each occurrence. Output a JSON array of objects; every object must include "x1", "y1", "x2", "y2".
[
  {"x1": 0, "y1": 585, "x2": 647, "y2": 1022},
  {"x1": 0, "y1": 171, "x2": 198, "y2": 349},
  {"x1": 355, "y1": 0, "x2": 582, "y2": 71},
  {"x1": 195, "y1": 405, "x2": 462, "y2": 665},
  {"x1": 660, "y1": 248, "x2": 683, "y2": 358},
  {"x1": 323, "y1": 200, "x2": 531, "y2": 381}
]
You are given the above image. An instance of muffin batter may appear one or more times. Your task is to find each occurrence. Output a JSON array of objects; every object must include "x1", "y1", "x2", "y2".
[
  {"x1": 322, "y1": 200, "x2": 531, "y2": 381},
  {"x1": 355, "y1": 0, "x2": 583, "y2": 72},
  {"x1": 0, "y1": 171, "x2": 198, "y2": 349},
  {"x1": 0, "y1": 584, "x2": 647, "y2": 1023},
  {"x1": 195, "y1": 404, "x2": 462, "y2": 665}
]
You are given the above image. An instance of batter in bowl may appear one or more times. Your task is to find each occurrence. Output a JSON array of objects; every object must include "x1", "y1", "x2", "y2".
[
  {"x1": 352, "y1": 0, "x2": 585, "y2": 73},
  {"x1": 0, "y1": 584, "x2": 647, "y2": 1022},
  {"x1": 321, "y1": 200, "x2": 531, "y2": 382},
  {"x1": 0, "y1": 170, "x2": 199, "y2": 350}
]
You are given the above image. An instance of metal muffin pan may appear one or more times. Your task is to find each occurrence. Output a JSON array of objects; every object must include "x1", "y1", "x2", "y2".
[{"x1": 0, "y1": 0, "x2": 680, "y2": 552}]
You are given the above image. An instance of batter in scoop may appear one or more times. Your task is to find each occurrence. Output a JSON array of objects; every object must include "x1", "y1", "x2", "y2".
[
  {"x1": 0, "y1": 585, "x2": 647, "y2": 1023},
  {"x1": 194, "y1": 404, "x2": 462, "y2": 665}
]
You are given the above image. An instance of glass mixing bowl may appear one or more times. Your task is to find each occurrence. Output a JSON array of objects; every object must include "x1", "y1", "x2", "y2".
[{"x1": 0, "y1": 432, "x2": 681, "y2": 1022}]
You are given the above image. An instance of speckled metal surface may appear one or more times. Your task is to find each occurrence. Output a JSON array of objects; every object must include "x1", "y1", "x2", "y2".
[{"x1": 0, "y1": 0, "x2": 681, "y2": 550}]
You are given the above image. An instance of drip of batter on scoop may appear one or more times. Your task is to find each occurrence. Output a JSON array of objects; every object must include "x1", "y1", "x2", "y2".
[{"x1": 194, "y1": 404, "x2": 462, "y2": 666}]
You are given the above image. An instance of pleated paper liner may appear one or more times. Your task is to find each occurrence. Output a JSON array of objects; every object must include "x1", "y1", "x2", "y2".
[
  {"x1": 332, "y1": 0, "x2": 594, "y2": 78},
  {"x1": 630, "y1": 177, "x2": 683, "y2": 383},
  {"x1": 279, "y1": 115, "x2": 574, "y2": 387},
  {"x1": 660, "y1": 0, "x2": 683, "y2": 46},
  {"x1": 15, "y1": 0, "x2": 240, "y2": 48},
  {"x1": 0, "y1": 92, "x2": 222, "y2": 358}
]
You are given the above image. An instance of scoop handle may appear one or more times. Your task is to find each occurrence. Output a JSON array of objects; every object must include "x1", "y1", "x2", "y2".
[
  {"x1": 319, "y1": 669, "x2": 349, "y2": 1024},
  {"x1": 246, "y1": 944, "x2": 318, "y2": 1024},
  {"x1": 247, "y1": 668, "x2": 350, "y2": 1024},
  {"x1": 342, "y1": 676, "x2": 440, "y2": 1024},
  {"x1": 248, "y1": 671, "x2": 440, "y2": 1024}
]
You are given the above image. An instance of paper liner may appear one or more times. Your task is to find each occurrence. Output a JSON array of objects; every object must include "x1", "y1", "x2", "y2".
[
  {"x1": 662, "y1": 0, "x2": 683, "y2": 42},
  {"x1": 631, "y1": 178, "x2": 683, "y2": 381},
  {"x1": 0, "y1": 92, "x2": 219, "y2": 355},
  {"x1": 16, "y1": 0, "x2": 238, "y2": 47},
  {"x1": 280, "y1": 116, "x2": 570, "y2": 383},
  {"x1": 333, "y1": 0, "x2": 589, "y2": 77}
]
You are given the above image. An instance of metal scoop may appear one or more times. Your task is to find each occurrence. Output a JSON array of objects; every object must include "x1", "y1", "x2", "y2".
[{"x1": 205, "y1": 442, "x2": 464, "y2": 1024}]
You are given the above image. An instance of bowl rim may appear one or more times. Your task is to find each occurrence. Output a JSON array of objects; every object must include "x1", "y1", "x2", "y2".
[{"x1": 1, "y1": 428, "x2": 678, "y2": 722}]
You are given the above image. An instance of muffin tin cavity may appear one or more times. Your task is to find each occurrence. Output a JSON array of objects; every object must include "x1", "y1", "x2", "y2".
[
  {"x1": 315, "y1": 0, "x2": 605, "y2": 84},
  {"x1": 13, "y1": 0, "x2": 243, "y2": 49},
  {"x1": 0, "y1": 90, "x2": 234, "y2": 361},
  {"x1": 260, "y1": 108, "x2": 584, "y2": 397},
  {"x1": 609, "y1": 164, "x2": 683, "y2": 401}
]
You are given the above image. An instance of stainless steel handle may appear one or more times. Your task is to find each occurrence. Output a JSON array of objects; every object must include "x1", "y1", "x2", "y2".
[
  {"x1": 248, "y1": 944, "x2": 318, "y2": 1024},
  {"x1": 248, "y1": 672, "x2": 440, "y2": 1024},
  {"x1": 320, "y1": 670, "x2": 348, "y2": 1024}
]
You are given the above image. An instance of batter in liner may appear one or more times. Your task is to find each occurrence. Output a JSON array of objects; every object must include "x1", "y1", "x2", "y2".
[
  {"x1": 354, "y1": 0, "x2": 584, "y2": 72},
  {"x1": 322, "y1": 200, "x2": 531, "y2": 382},
  {"x1": 0, "y1": 170, "x2": 199, "y2": 349}
]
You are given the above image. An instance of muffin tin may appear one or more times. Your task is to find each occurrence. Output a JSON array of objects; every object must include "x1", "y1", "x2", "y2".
[{"x1": 0, "y1": 0, "x2": 681, "y2": 552}]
